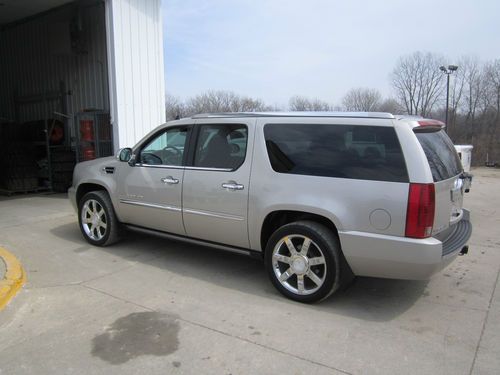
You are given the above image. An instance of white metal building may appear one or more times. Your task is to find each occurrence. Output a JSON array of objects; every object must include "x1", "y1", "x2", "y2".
[{"x1": 0, "y1": 0, "x2": 165, "y2": 193}]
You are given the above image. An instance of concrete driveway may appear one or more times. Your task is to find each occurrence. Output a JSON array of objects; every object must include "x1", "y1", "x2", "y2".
[{"x1": 0, "y1": 168, "x2": 499, "y2": 375}]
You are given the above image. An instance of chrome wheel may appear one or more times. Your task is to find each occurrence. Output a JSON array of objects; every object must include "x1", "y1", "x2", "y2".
[
  {"x1": 81, "y1": 199, "x2": 108, "y2": 241},
  {"x1": 271, "y1": 234, "x2": 327, "y2": 295}
]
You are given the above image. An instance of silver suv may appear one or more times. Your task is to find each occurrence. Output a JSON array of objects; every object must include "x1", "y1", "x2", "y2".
[{"x1": 69, "y1": 112, "x2": 472, "y2": 303}]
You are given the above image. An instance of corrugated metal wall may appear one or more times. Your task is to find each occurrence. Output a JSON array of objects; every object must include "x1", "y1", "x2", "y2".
[
  {"x1": 106, "y1": 0, "x2": 166, "y2": 149},
  {"x1": 0, "y1": 2, "x2": 109, "y2": 138},
  {"x1": 0, "y1": 0, "x2": 167, "y2": 151}
]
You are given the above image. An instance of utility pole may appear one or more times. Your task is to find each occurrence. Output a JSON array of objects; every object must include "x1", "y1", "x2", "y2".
[{"x1": 439, "y1": 65, "x2": 459, "y2": 133}]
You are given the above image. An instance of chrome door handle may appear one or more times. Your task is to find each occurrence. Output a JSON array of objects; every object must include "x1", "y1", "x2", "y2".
[
  {"x1": 222, "y1": 182, "x2": 244, "y2": 191},
  {"x1": 161, "y1": 176, "x2": 179, "y2": 185}
]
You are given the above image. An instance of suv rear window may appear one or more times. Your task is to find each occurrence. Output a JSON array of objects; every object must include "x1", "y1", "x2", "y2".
[
  {"x1": 415, "y1": 130, "x2": 463, "y2": 181},
  {"x1": 264, "y1": 124, "x2": 408, "y2": 182}
]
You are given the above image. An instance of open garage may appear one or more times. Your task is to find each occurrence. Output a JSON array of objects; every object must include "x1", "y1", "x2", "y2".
[{"x1": 0, "y1": 0, "x2": 165, "y2": 195}]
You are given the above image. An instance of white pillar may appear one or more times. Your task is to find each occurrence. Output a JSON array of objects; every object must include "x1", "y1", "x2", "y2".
[{"x1": 105, "y1": 0, "x2": 166, "y2": 150}]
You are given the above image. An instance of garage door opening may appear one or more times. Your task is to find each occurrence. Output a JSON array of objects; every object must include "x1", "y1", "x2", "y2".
[{"x1": 0, "y1": 1, "x2": 112, "y2": 195}]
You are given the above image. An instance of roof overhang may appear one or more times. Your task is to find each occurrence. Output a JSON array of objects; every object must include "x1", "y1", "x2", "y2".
[{"x1": 0, "y1": 0, "x2": 75, "y2": 26}]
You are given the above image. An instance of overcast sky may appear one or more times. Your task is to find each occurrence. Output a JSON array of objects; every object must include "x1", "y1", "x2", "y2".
[{"x1": 163, "y1": 0, "x2": 499, "y2": 108}]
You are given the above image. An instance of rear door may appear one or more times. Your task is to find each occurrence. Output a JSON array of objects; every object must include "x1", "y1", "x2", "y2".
[
  {"x1": 182, "y1": 119, "x2": 255, "y2": 248},
  {"x1": 415, "y1": 130, "x2": 464, "y2": 234}
]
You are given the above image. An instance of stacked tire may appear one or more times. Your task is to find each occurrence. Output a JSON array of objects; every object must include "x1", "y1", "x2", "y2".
[{"x1": 51, "y1": 148, "x2": 76, "y2": 192}]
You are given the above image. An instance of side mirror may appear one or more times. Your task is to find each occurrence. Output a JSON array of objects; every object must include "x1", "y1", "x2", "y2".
[
  {"x1": 128, "y1": 153, "x2": 137, "y2": 167},
  {"x1": 117, "y1": 148, "x2": 133, "y2": 162}
]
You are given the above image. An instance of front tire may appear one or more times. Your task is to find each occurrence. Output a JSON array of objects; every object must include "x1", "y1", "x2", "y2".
[
  {"x1": 78, "y1": 191, "x2": 120, "y2": 246},
  {"x1": 265, "y1": 221, "x2": 343, "y2": 303}
]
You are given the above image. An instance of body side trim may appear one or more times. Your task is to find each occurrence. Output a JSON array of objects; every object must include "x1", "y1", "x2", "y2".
[
  {"x1": 183, "y1": 208, "x2": 245, "y2": 221},
  {"x1": 119, "y1": 199, "x2": 182, "y2": 212}
]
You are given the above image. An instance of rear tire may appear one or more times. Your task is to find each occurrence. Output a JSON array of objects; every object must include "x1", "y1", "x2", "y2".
[
  {"x1": 78, "y1": 191, "x2": 121, "y2": 246},
  {"x1": 265, "y1": 221, "x2": 345, "y2": 303}
]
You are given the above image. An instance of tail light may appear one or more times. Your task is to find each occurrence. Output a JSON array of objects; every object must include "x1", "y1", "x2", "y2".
[{"x1": 405, "y1": 183, "x2": 435, "y2": 238}]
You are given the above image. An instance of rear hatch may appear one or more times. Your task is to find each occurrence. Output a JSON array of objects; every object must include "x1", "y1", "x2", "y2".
[{"x1": 415, "y1": 129, "x2": 464, "y2": 239}]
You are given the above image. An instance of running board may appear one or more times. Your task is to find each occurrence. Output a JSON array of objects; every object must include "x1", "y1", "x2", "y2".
[{"x1": 124, "y1": 224, "x2": 261, "y2": 258}]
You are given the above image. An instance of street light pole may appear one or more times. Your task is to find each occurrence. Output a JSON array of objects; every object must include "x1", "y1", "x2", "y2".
[
  {"x1": 439, "y1": 65, "x2": 458, "y2": 133},
  {"x1": 445, "y1": 73, "x2": 450, "y2": 127}
]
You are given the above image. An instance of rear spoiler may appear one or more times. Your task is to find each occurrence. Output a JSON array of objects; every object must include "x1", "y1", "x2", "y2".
[{"x1": 412, "y1": 120, "x2": 446, "y2": 132}]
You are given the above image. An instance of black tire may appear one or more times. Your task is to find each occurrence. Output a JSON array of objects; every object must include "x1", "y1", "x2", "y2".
[
  {"x1": 78, "y1": 190, "x2": 121, "y2": 246},
  {"x1": 265, "y1": 220, "x2": 346, "y2": 303}
]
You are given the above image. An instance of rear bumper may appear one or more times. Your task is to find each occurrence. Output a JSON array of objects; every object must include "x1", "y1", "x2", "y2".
[
  {"x1": 442, "y1": 210, "x2": 472, "y2": 257},
  {"x1": 339, "y1": 209, "x2": 472, "y2": 280}
]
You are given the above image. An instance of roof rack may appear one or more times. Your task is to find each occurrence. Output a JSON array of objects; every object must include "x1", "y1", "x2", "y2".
[{"x1": 191, "y1": 111, "x2": 395, "y2": 120}]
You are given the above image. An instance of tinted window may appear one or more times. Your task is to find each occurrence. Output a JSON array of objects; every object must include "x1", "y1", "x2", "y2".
[
  {"x1": 194, "y1": 124, "x2": 247, "y2": 170},
  {"x1": 264, "y1": 124, "x2": 408, "y2": 182},
  {"x1": 140, "y1": 127, "x2": 189, "y2": 166},
  {"x1": 416, "y1": 130, "x2": 462, "y2": 181}
]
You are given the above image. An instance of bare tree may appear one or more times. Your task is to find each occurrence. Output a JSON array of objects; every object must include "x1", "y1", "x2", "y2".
[
  {"x1": 454, "y1": 57, "x2": 480, "y2": 116},
  {"x1": 449, "y1": 57, "x2": 488, "y2": 143},
  {"x1": 483, "y1": 60, "x2": 500, "y2": 157},
  {"x1": 485, "y1": 60, "x2": 500, "y2": 117},
  {"x1": 427, "y1": 57, "x2": 499, "y2": 164},
  {"x1": 391, "y1": 51, "x2": 445, "y2": 116},
  {"x1": 187, "y1": 90, "x2": 271, "y2": 114},
  {"x1": 289, "y1": 96, "x2": 310, "y2": 111},
  {"x1": 342, "y1": 88, "x2": 382, "y2": 111},
  {"x1": 378, "y1": 97, "x2": 404, "y2": 114},
  {"x1": 187, "y1": 90, "x2": 239, "y2": 114},
  {"x1": 239, "y1": 96, "x2": 271, "y2": 112},
  {"x1": 166, "y1": 90, "x2": 272, "y2": 120},
  {"x1": 447, "y1": 60, "x2": 467, "y2": 131},
  {"x1": 165, "y1": 94, "x2": 187, "y2": 121},
  {"x1": 289, "y1": 96, "x2": 331, "y2": 111}
]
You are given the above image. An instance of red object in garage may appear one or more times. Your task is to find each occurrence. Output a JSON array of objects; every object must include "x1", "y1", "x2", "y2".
[
  {"x1": 80, "y1": 120, "x2": 94, "y2": 141},
  {"x1": 75, "y1": 112, "x2": 112, "y2": 162},
  {"x1": 82, "y1": 146, "x2": 96, "y2": 161},
  {"x1": 50, "y1": 122, "x2": 64, "y2": 144}
]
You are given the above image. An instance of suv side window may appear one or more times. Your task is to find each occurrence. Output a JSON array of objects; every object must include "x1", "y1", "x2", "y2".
[
  {"x1": 264, "y1": 123, "x2": 408, "y2": 182},
  {"x1": 194, "y1": 124, "x2": 248, "y2": 170},
  {"x1": 140, "y1": 127, "x2": 189, "y2": 166}
]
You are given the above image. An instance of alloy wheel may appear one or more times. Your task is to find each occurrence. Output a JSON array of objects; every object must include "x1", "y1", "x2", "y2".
[
  {"x1": 271, "y1": 234, "x2": 327, "y2": 295},
  {"x1": 81, "y1": 199, "x2": 108, "y2": 241}
]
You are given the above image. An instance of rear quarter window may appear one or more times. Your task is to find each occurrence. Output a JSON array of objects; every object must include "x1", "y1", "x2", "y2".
[
  {"x1": 415, "y1": 130, "x2": 463, "y2": 181},
  {"x1": 264, "y1": 123, "x2": 409, "y2": 183}
]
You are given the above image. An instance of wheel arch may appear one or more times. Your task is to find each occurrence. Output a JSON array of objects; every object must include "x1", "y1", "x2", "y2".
[
  {"x1": 76, "y1": 182, "x2": 109, "y2": 206},
  {"x1": 260, "y1": 210, "x2": 341, "y2": 253}
]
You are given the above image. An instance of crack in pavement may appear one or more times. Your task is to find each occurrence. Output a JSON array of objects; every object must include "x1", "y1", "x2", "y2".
[
  {"x1": 24, "y1": 253, "x2": 163, "y2": 290},
  {"x1": 468, "y1": 265, "x2": 500, "y2": 375}
]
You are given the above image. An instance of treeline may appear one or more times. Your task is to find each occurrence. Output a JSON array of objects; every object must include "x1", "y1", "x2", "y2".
[
  {"x1": 391, "y1": 53, "x2": 500, "y2": 166},
  {"x1": 165, "y1": 91, "x2": 275, "y2": 120},
  {"x1": 166, "y1": 52, "x2": 500, "y2": 166},
  {"x1": 165, "y1": 90, "x2": 401, "y2": 119}
]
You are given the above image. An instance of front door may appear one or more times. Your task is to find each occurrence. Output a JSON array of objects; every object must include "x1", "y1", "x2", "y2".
[
  {"x1": 182, "y1": 119, "x2": 254, "y2": 248},
  {"x1": 117, "y1": 125, "x2": 191, "y2": 235}
]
